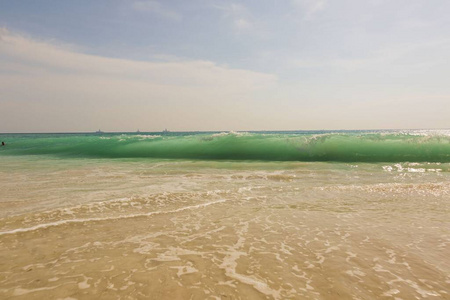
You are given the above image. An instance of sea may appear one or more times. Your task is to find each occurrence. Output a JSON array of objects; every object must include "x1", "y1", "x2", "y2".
[{"x1": 0, "y1": 130, "x2": 449, "y2": 299}]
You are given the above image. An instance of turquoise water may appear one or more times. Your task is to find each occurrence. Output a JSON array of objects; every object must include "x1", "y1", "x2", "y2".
[{"x1": 1, "y1": 130, "x2": 449, "y2": 162}]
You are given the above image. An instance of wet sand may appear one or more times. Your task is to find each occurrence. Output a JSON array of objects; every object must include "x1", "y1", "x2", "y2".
[{"x1": 1, "y1": 157, "x2": 449, "y2": 299}]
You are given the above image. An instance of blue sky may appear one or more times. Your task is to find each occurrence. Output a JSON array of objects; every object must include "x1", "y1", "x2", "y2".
[{"x1": 1, "y1": 0, "x2": 449, "y2": 132}]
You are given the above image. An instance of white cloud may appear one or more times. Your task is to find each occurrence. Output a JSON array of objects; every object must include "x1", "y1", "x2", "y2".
[
  {"x1": 0, "y1": 28, "x2": 275, "y2": 89},
  {"x1": 213, "y1": 3, "x2": 262, "y2": 35},
  {"x1": 291, "y1": 0, "x2": 327, "y2": 20},
  {"x1": 215, "y1": 3, "x2": 247, "y2": 17},
  {"x1": 234, "y1": 18, "x2": 253, "y2": 31},
  {"x1": 132, "y1": 1, "x2": 182, "y2": 22},
  {"x1": 0, "y1": 29, "x2": 277, "y2": 132},
  {"x1": 293, "y1": 39, "x2": 450, "y2": 72}
]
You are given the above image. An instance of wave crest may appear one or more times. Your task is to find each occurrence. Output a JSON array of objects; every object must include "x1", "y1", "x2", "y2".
[{"x1": 2, "y1": 132, "x2": 450, "y2": 162}]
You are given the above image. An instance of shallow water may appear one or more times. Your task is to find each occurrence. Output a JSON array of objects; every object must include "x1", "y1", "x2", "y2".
[{"x1": 1, "y1": 131, "x2": 449, "y2": 299}]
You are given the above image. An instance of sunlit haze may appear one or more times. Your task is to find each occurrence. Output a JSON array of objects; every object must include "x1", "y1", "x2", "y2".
[{"x1": 1, "y1": 0, "x2": 449, "y2": 132}]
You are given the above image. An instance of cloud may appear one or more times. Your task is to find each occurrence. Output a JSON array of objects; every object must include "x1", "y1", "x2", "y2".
[
  {"x1": 132, "y1": 1, "x2": 182, "y2": 22},
  {"x1": 292, "y1": 39, "x2": 450, "y2": 72},
  {"x1": 291, "y1": 0, "x2": 327, "y2": 20},
  {"x1": 213, "y1": 3, "x2": 262, "y2": 35},
  {"x1": 0, "y1": 29, "x2": 277, "y2": 132}
]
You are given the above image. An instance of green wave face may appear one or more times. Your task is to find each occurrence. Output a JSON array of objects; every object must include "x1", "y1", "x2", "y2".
[{"x1": 1, "y1": 131, "x2": 450, "y2": 162}]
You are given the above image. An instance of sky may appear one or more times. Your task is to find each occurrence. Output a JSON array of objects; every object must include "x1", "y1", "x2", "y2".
[{"x1": 0, "y1": 0, "x2": 449, "y2": 132}]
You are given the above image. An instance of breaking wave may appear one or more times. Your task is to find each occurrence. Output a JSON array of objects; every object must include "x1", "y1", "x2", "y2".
[{"x1": 1, "y1": 131, "x2": 450, "y2": 162}]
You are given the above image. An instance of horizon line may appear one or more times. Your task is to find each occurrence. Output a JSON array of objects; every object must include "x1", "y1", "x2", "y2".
[{"x1": 1, "y1": 127, "x2": 449, "y2": 135}]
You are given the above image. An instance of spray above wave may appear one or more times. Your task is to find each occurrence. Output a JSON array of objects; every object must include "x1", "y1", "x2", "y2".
[{"x1": 1, "y1": 131, "x2": 450, "y2": 162}]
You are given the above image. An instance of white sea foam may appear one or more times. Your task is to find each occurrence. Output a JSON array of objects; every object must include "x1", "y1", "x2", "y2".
[
  {"x1": 0, "y1": 199, "x2": 226, "y2": 236},
  {"x1": 13, "y1": 283, "x2": 75, "y2": 296},
  {"x1": 170, "y1": 263, "x2": 198, "y2": 277}
]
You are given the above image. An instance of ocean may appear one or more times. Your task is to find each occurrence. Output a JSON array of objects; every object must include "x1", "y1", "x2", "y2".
[{"x1": 0, "y1": 130, "x2": 449, "y2": 299}]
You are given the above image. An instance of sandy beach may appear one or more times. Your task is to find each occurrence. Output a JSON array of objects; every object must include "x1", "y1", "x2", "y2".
[{"x1": 1, "y1": 136, "x2": 449, "y2": 299}]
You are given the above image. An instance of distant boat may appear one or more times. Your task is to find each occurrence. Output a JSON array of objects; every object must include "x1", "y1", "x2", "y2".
[
  {"x1": 162, "y1": 129, "x2": 169, "y2": 134},
  {"x1": 95, "y1": 129, "x2": 103, "y2": 134},
  {"x1": 136, "y1": 129, "x2": 140, "y2": 133}
]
